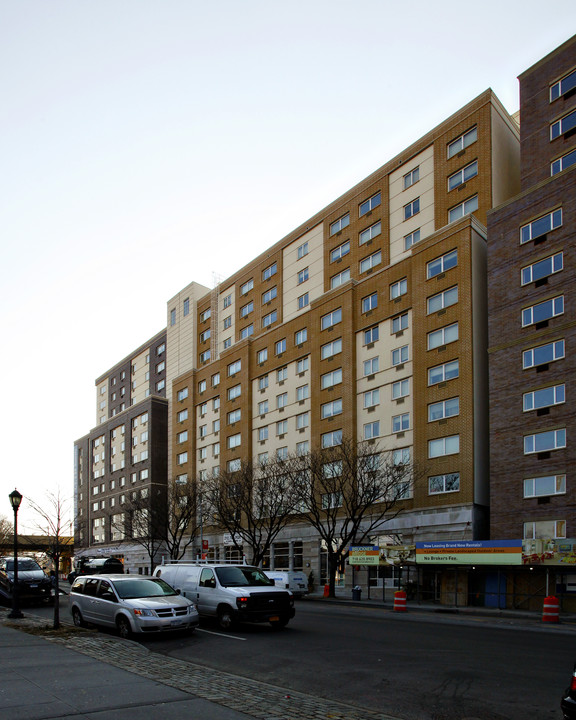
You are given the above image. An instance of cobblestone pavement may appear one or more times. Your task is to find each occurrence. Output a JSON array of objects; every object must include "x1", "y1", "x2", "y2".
[{"x1": 1, "y1": 609, "x2": 400, "y2": 720}]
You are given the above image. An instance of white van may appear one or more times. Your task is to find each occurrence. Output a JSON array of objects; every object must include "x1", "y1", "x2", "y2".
[
  {"x1": 155, "y1": 562, "x2": 295, "y2": 630},
  {"x1": 263, "y1": 570, "x2": 308, "y2": 597}
]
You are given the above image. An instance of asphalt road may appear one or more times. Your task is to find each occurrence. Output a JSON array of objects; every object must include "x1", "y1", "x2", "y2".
[{"x1": 30, "y1": 594, "x2": 572, "y2": 720}]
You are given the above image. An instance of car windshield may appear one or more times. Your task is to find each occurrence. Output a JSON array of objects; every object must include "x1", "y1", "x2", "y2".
[
  {"x1": 215, "y1": 566, "x2": 274, "y2": 587},
  {"x1": 6, "y1": 559, "x2": 42, "y2": 572},
  {"x1": 112, "y1": 577, "x2": 177, "y2": 599}
]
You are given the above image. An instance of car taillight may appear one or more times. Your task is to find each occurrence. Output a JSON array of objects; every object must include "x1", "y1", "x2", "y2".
[{"x1": 570, "y1": 668, "x2": 576, "y2": 692}]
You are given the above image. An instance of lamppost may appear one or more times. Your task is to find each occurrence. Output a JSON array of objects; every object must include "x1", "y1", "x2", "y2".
[{"x1": 8, "y1": 489, "x2": 23, "y2": 619}]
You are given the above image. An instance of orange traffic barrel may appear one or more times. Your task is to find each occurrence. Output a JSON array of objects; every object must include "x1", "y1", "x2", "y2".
[
  {"x1": 542, "y1": 595, "x2": 559, "y2": 623},
  {"x1": 323, "y1": 584, "x2": 330, "y2": 597},
  {"x1": 394, "y1": 590, "x2": 407, "y2": 612}
]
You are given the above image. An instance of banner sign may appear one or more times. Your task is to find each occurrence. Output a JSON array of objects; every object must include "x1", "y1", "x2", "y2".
[
  {"x1": 416, "y1": 540, "x2": 522, "y2": 565},
  {"x1": 349, "y1": 545, "x2": 380, "y2": 565}
]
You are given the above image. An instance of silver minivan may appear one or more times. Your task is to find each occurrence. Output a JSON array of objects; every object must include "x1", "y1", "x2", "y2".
[
  {"x1": 155, "y1": 563, "x2": 295, "y2": 630},
  {"x1": 69, "y1": 574, "x2": 199, "y2": 638}
]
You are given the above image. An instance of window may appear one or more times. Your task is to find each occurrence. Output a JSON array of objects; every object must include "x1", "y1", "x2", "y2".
[
  {"x1": 550, "y1": 68, "x2": 576, "y2": 101},
  {"x1": 520, "y1": 208, "x2": 562, "y2": 244},
  {"x1": 199, "y1": 402, "x2": 208, "y2": 416},
  {"x1": 199, "y1": 328, "x2": 211, "y2": 343},
  {"x1": 321, "y1": 368, "x2": 343, "y2": 389},
  {"x1": 363, "y1": 421, "x2": 380, "y2": 440},
  {"x1": 211, "y1": 372, "x2": 220, "y2": 387},
  {"x1": 321, "y1": 308, "x2": 342, "y2": 330},
  {"x1": 448, "y1": 160, "x2": 478, "y2": 191},
  {"x1": 448, "y1": 195, "x2": 478, "y2": 223},
  {"x1": 428, "y1": 322, "x2": 459, "y2": 350},
  {"x1": 392, "y1": 413, "x2": 410, "y2": 432},
  {"x1": 524, "y1": 474, "x2": 566, "y2": 498},
  {"x1": 170, "y1": 308, "x2": 176, "y2": 326},
  {"x1": 322, "y1": 430, "x2": 343, "y2": 448},
  {"x1": 330, "y1": 241, "x2": 350, "y2": 262},
  {"x1": 392, "y1": 345, "x2": 409, "y2": 366},
  {"x1": 200, "y1": 349, "x2": 211, "y2": 363},
  {"x1": 323, "y1": 461, "x2": 342, "y2": 479},
  {"x1": 392, "y1": 378, "x2": 409, "y2": 399},
  {"x1": 551, "y1": 109, "x2": 576, "y2": 140},
  {"x1": 298, "y1": 293, "x2": 309, "y2": 309},
  {"x1": 392, "y1": 313, "x2": 409, "y2": 334},
  {"x1": 240, "y1": 279, "x2": 254, "y2": 295},
  {"x1": 428, "y1": 359, "x2": 459, "y2": 385},
  {"x1": 200, "y1": 308, "x2": 211, "y2": 322},
  {"x1": 404, "y1": 197, "x2": 420, "y2": 220},
  {"x1": 177, "y1": 387, "x2": 188, "y2": 402},
  {"x1": 276, "y1": 338, "x2": 287, "y2": 355},
  {"x1": 429, "y1": 435, "x2": 460, "y2": 457},
  {"x1": 296, "y1": 412, "x2": 309, "y2": 429},
  {"x1": 524, "y1": 520, "x2": 566, "y2": 540},
  {"x1": 298, "y1": 267, "x2": 309, "y2": 284},
  {"x1": 183, "y1": 298, "x2": 190, "y2": 316},
  {"x1": 360, "y1": 251, "x2": 382, "y2": 273},
  {"x1": 522, "y1": 296, "x2": 564, "y2": 327},
  {"x1": 257, "y1": 348, "x2": 268, "y2": 364},
  {"x1": 523, "y1": 340, "x2": 564, "y2": 369},
  {"x1": 276, "y1": 446, "x2": 288, "y2": 461},
  {"x1": 228, "y1": 359, "x2": 241, "y2": 377},
  {"x1": 156, "y1": 379, "x2": 165, "y2": 391},
  {"x1": 263, "y1": 310, "x2": 277, "y2": 327},
  {"x1": 228, "y1": 434, "x2": 241, "y2": 449},
  {"x1": 428, "y1": 286, "x2": 458, "y2": 314},
  {"x1": 447, "y1": 126, "x2": 477, "y2": 158},
  {"x1": 177, "y1": 409, "x2": 188, "y2": 422},
  {"x1": 296, "y1": 384, "x2": 309, "y2": 401},
  {"x1": 322, "y1": 491, "x2": 343, "y2": 508},
  {"x1": 403, "y1": 167, "x2": 419, "y2": 189},
  {"x1": 198, "y1": 379, "x2": 207, "y2": 393},
  {"x1": 428, "y1": 397, "x2": 460, "y2": 421},
  {"x1": 427, "y1": 249, "x2": 457, "y2": 279},
  {"x1": 321, "y1": 398, "x2": 342, "y2": 418},
  {"x1": 364, "y1": 357, "x2": 379, "y2": 376},
  {"x1": 240, "y1": 325, "x2": 253, "y2": 340},
  {"x1": 198, "y1": 447, "x2": 208, "y2": 461},
  {"x1": 228, "y1": 459, "x2": 241, "y2": 472},
  {"x1": 551, "y1": 148, "x2": 576, "y2": 176},
  {"x1": 295, "y1": 328, "x2": 308, "y2": 345},
  {"x1": 362, "y1": 293, "x2": 378, "y2": 313},
  {"x1": 321, "y1": 338, "x2": 342, "y2": 359},
  {"x1": 213, "y1": 443, "x2": 220, "y2": 457},
  {"x1": 228, "y1": 384, "x2": 241, "y2": 400},
  {"x1": 523, "y1": 384, "x2": 565, "y2": 412},
  {"x1": 297, "y1": 241, "x2": 309, "y2": 259},
  {"x1": 296, "y1": 356, "x2": 309, "y2": 374},
  {"x1": 390, "y1": 278, "x2": 407, "y2": 299},
  {"x1": 262, "y1": 286, "x2": 277, "y2": 304},
  {"x1": 359, "y1": 221, "x2": 381, "y2": 245},
  {"x1": 240, "y1": 301, "x2": 253, "y2": 318},
  {"x1": 429, "y1": 473, "x2": 460, "y2": 495},
  {"x1": 258, "y1": 452, "x2": 269, "y2": 466},
  {"x1": 277, "y1": 392, "x2": 288, "y2": 409},
  {"x1": 156, "y1": 361, "x2": 165, "y2": 373},
  {"x1": 157, "y1": 343, "x2": 165, "y2": 356},
  {"x1": 404, "y1": 229, "x2": 420, "y2": 250},
  {"x1": 330, "y1": 213, "x2": 350, "y2": 235},
  {"x1": 227, "y1": 409, "x2": 241, "y2": 424},
  {"x1": 258, "y1": 375, "x2": 269, "y2": 390},
  {"x1": 213, "y1": 419, "x2": 220, "y2": 433},
  {"x1": 364, "y1": 326, "x2": 379, "y2": 344},
  {"x1": 177, "y1": 452, "x2": 188, "y2": 466},
  {"x1": 223, "y1": 315, "x2": 232, "y2": 330},
  {"x1": 331, "y1": 268, "x2": 351, "y2": 289},
  {"x1": 524, "y1": 429, "x2": 566, "y2": 454},
  {"x1": 364, "y1": 388, "x2": 380, "y2": 408},
  {"x1": 277, "y1": 366, "x2": 288, "y2": 382},
  {"x1": 258, "y1": 400, "x2": 269, "y2": 415},
  {"x1": 213, "y1": 396, "x2": 220, "y2": 410},
  {"x1": 258, "y1": 426, "x2": 269, "y2": 442},
  {"x1": 263, "y1": 262, "x2": 277, "y2": 281},
  {"x1": 296, "y1": 441, "x2": 309, "y2": 456},
  {"x1": 199, "y1": 424, "x2": 207, "y2": 438},
  {"x1": 359, "y1": 191, "x2": 381, "y2": 216},
  {"x1": 521, "y1": 252, "x2": 563, "y2": 285},
  {"x1": 276, "y1": 420, "x2": 288, "y2": 436},
  {"x1": 223, "y1": 293, "x2": 232, "y2": 308}
]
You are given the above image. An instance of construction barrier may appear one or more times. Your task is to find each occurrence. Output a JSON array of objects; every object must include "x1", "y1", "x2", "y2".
[
  {"x1": 542, "y1": 595, "x2": 559, "y2": 623},
  {"x1": 393, "y1": 590, "x2": 407, "y2": 612},
  {"x1": 323, "y1": 584, "x2": 330, "y2": 597}
]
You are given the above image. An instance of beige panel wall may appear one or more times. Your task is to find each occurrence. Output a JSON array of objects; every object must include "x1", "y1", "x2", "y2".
[
  {"x1": 131, "y1": 349, "x2": 150, "y2": 405},
  {"x1": 389, "y1": 146, "x2": 435, "y2": 265},
  {"x1": 282, "y1": 225, "x2": 324, "y2": 324},
  {"x1": 490, "y1": 105, "x2": 521, "y2": 208}
]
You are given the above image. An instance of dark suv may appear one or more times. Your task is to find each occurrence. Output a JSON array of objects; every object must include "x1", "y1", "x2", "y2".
[
  {"x1": 68, "y1": 557, "x2": 124, "y2": 583},
  {"x1": 0, "y1": 556, "x2": 53, "y2": 605}
]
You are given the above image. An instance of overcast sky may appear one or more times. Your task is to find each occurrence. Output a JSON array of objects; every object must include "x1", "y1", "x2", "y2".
[{"x1": 1, "y1": 2, "x2": 574, "y2": 531}]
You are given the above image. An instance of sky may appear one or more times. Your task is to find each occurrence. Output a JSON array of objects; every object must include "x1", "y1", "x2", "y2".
[{"x1": 1, "y1": 1, "x2": 574, "y2": 531}]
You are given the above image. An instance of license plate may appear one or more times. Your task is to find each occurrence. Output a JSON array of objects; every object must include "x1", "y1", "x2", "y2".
[
  {"x1": 30, "y1": 584, "x2": 38, "y2": 588},
  {"x1": 170, "y1": 619, "x2": 184, "y2": 626},
  {"x1": 269, "y1": 616, "x2": 279, "y2": 622}
]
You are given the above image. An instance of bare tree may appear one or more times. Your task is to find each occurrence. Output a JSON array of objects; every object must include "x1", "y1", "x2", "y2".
[
  {"x1": 201, "y1": 454, "x2": 303, "y2": 566},
  {"x1": 0, "y1": 514, "x2": 12, "y2": 551},
  {"x1": 293, "y1": 437, "x2": 420, "y2": 598},
  {"x1": 165, "y1": 478, "x2": 199, "y2": 560},
  {"x1": 28, "y1": 490, "x2": 73, "y2": 629}
]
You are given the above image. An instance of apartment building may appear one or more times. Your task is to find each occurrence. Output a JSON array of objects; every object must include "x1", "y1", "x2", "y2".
[
  {"x1": 73, "y1": 331, "x2": 169, "y2": 572},
  {"x1": 168, "y1": 89, "x2": 520, "y2": 578},
  {"x1": 488, "y1": 36, "x2": 576, "y2": 553}
]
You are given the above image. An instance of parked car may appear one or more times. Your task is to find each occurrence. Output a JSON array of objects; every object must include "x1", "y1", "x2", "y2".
[
  {"x1": 561, "y1": 663, "x2": 576, "y2": 719},
  {"x1": 155, "y1": 562, "x2": 295, "y2": 630},
  {"x1": 69, "y1": 574, "x2": 199, "y2": 638},
  {"x1": 68, "y1": 557, "x2": 124, "y2": 584},
  {"x1": 0, "y1": 556, "x2": 53, "y2": 605},
  {"x1": 263, "y1": 570, "x2": 309, "y2": 597}
]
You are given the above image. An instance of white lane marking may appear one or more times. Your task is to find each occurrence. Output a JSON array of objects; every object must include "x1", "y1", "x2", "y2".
[{"x1": 196, "y1": 628, "x2": 246, "y2": 641}]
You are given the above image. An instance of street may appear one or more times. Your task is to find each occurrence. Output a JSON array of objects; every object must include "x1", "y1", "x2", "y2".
[{"x1": 32, "y1": 594, "x2": 572, "y2": 720}]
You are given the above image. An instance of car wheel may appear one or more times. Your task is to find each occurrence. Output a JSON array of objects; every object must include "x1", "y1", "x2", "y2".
[
  {"x1": 116, "y1": 616, "x2": 132, "y2": 639},
  {"x1": 218, "y1": 606, "x2": 236, "y2": 631},
  {"x1": 269, "y1": 616, "x2": 289, "y2": 630},
  {"x1": 72, "y1": 607, "x2": 84, "y2": 628}
]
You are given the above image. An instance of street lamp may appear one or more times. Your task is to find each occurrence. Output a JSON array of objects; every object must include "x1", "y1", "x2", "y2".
[{"x1": 8, "y1": 489, "x2": 24, "y2": 619}]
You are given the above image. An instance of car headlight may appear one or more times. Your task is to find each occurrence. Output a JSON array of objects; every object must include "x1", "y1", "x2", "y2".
[
  {"x1": 187, "y1": 603, "x2": 197, "y2": 613},
  {"x1": 133, "y1": 608, "x2": 155, "y2": 617}
]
